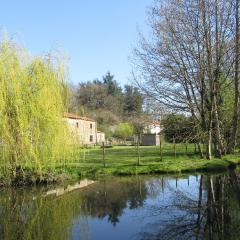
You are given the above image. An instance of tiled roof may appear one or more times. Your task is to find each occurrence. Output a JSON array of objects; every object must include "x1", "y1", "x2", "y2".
[
  {"x1": 152, "y1": 120, "x2": 160, "y2": 125},
  {"x1": 64, "y1": 113, "x2": 96, "y2": 122},
  {"x1": 146, "y1": 120, "x2": 160, "y2": 126}
]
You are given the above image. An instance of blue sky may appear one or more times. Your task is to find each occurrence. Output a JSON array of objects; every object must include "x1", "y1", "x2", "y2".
[{"x1": 0, "y1": 0, "x2": 152, "y2": 85}]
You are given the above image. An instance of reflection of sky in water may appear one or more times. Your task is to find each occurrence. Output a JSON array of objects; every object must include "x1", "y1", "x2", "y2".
[
  {"x1": 1, "y1": 173, "x2": 238, "y2": 240},
  {"x1": 71, "y1": 175, "x2": 202, "y2": 240}
]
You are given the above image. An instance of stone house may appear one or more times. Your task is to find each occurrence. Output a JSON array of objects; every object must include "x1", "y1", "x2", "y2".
[{"x1": 64, "y1": 113, "x2": 97, "y2": 145}]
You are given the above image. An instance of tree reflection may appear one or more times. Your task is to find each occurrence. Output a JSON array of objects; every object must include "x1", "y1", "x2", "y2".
[
  {"x1": 0, "y1": 173, "x2": 239, "y2": 240},
  {"x1": 139, "y1": 171, "x2": 240, "y2": 240},
  {"x1": 79, "y1": 177, "x2": 149, "y2": 225},
  {"x1": 0, "y1": 187, "x2": 87, "y2": 240},
  {"x1": 0, "y1": 176, "x2": 150, "y2": 239}
]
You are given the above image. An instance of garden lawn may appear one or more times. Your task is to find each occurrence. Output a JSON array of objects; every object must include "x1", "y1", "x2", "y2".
[{"x1": 57, "y1": 145, "x2": 240, "y2": 178}]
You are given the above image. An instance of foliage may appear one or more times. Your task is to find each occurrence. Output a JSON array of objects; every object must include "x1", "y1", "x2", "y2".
[
  {"x1": 0, "y1": 39, "x2": 73, "y2": 180},
  {"x1": 162, "y1": 114, "x2": 197, "y2": 143},
  {"x1": 114, "y1": 123, "x2": 134, "y2": 140},
  {"x1": 103, "y1": 71, "x2": 122, "y2": 96},
  {"x1": 130, "y1": 113, "x2": 151, "y2": 136},
  {"x1": 69, "y1": 72, "x2": 144, "y2": 140},
  {"x1": 123, "y1": 85, "x2": 143, "y2": 116}
]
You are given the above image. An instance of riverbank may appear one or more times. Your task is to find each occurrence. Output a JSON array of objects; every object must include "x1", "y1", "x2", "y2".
[
  {"x1": 0, "y1": 169, "x2": 71, "y2": 187},
  {"x1": 61, "y1": 145, "x2": 240, "y2": 179},
  {"x1": 1, "y1": 145, "x2": 240, "y2": 186},
  {"x1": 63, "y1": 156, "x2": 240, "y2": 179}
]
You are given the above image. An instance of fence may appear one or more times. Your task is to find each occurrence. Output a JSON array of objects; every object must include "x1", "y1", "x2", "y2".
[{"x1": 62, "y1": 143, "x2": 198, "y2": 168}]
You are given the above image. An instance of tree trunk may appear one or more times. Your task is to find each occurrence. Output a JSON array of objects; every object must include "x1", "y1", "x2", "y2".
[
  {"x1": 229, "y1": 0, "x2": 240, "y2": 153},
  {"x1": 198, "y1": 143, "x2": 204, "y2": 159},
  {"x1": 206, "y1": 127, "x2": 213, "y2": 160}
]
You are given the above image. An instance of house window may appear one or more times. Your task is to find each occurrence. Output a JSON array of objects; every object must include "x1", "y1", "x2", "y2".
[
  {"x1": 89, "y1": 135, "x2": 93, "y2": 142},
  {"x1": 90, "y1": 123, "x2": 93, "y2": 129},
  {"x1": 76, "y1": 122, "x2": 79, "y2": 128}
]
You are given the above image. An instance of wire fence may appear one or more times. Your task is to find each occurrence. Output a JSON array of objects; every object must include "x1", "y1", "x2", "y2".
[{"x1": 62, "y1": 143, "x2": 198, "y2": 168}]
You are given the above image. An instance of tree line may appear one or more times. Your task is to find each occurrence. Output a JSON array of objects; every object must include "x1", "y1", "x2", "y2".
[
  {"x1": 133, "y1": 0, "x2": 240, "y2": 159},
  {"x1": 68, "y1": 72, "x2": 145, "y2": 140}
]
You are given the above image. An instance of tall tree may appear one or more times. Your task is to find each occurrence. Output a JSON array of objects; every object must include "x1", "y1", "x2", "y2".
[
  {"x1": 103, "y1": 72, "x2": 122, "y2": 96},
  {"x1": 228, "y1": 0, "x2": 240, "y2": 153},
  {"x1": 123, "y1": 85, "x2": 143, "y2": 115},
  {"x1": 133, "y1": 0, "x2": 236, "y2": 159}
]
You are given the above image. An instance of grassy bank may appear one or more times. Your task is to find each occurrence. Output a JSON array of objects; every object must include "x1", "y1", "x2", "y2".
[
  {"x1": 2, "y1": 145, "x2": 240, "y2": 186},
  {"x1": 57, "y1": 145, "x2": 240, "y2": 179}
]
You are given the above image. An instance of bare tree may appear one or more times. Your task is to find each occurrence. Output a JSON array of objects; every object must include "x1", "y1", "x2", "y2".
[
  {"x1": 133, "y1": 0, "x2": 237, "y2": 159},
  {"x1": 228, "y1": 0, "x2": 240, "y2": 153}
]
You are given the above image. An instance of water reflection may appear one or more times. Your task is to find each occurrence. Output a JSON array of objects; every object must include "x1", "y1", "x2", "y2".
[
  {"x1": 0, "y1": 172, "x2": 239, "y2": 240},
  {"x1": 140, "y1": 172, "x2": 240, "y2": 240}
]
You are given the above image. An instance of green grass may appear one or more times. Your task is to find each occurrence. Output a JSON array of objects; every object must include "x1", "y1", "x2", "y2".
[
  {"x1": 56, "y1": 144, "x2": 240, "y2": 179},
  {"x1": 3, "y1": 144, "x2": 238, "y2": 185}
]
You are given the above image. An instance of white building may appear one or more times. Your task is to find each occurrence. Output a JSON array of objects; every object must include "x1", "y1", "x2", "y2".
[
  {"x1": 143, "y1": 120, "x2": 161, "y2": 134},
  {"x1": 141, "y1": 120, "x2": 162, "y2": 146},
  {"x1": 97, "y1": 131, "x2": 105, "y2": 143}
]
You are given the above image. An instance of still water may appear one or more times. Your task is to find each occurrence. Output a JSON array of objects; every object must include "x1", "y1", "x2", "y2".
[{"x1": 0, "y1": 171, "x2": 240, "y2": 240}]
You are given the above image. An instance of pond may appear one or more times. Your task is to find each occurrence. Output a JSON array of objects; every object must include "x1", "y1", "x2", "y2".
[{"x1": 0, "y1": 171, "x2": 240, "y2": 240}]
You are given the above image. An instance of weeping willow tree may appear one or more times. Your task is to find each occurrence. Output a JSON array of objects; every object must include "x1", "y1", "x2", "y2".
[{"x1": 0, "y1": 39, "x2": 74, "y2": 181}]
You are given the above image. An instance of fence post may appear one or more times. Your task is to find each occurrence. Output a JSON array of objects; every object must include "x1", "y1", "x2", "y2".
[
  {"x1": 185, "y1": 142, "x2": 188, "y2": 155},
  {"x1": 137, "y1": 135, "x2": 140, "y2": 166},
  {"x1": 102, "y1": 142, "x2": 105, "y2": 167},
  {"x1": 173, "y1": 136, "x2": 176, "y2": 159},
  {"x1": 159, "y1": 133, "x2": 162, "y2": 161}
]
